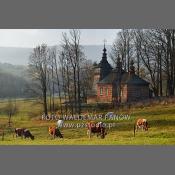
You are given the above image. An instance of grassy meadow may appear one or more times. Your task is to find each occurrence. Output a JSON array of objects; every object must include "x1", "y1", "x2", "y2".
[{"x1": 0, "y1": 98, "x2": 175, "y2": 145}]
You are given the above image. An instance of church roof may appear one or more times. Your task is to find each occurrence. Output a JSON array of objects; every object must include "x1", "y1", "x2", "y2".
[
  {"x1": 97, "y1": 68, "x2": 149, "y2": 85},
  {"x1": 122, "y1": 73, "x2": 149, "y2": 85},
  {"x1": 98, "y1": 59, "x2": 112, "y2": 69},
  {"x1": 97, "y1": 68, "x2": 124, "y2": 84}
]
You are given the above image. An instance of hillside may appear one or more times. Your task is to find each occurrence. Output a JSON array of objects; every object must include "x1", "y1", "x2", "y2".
[
  {"x1": 0, "y1": 71, "x2": 29, "y2": 98},
  {"x1": 0, "y1": 62, "x2": 27, "y2": 78},
  {"x1": 0, "y1": 45, "x2": 112, "y2": 65},
  {"x1": 0, "y1": 63, "x2": 30, "y2": 98}
]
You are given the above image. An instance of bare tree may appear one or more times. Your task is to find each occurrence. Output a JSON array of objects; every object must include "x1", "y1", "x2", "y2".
[
  {"x1": 129, "y1": 29, "x2": 175, "y2": 97},
  {"x1": 28, "y1": 44, "x2": 49, "y2": 115},
  {"x1": 70, "y1": 29, "x2": 84, "y2": 115},
  {"x1": 110, "y1": 29, "x2": 134, "y2": 72},
  {"x1": 80, "y1": 60, "x2": 94, "y2": 102},
  {"x1": 49, "y1": 47, "x2": 64, "y2": 116},
  {"x1": 60, "y1": 30, "x2": 85, "y2": 115}
]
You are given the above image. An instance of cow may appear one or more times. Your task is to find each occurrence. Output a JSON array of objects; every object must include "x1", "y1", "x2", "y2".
[
  {"x1": 15, "y1": 128, "x2": 24, "y2": 138},
  {"x1": 15, "y1": 128, "x2": 35, "y2": 140},
  {"x1": 135, "y1": 118, "x2": 148, "y2": 131},
  {"x1": 48, "y1": 126, "x2": 63, "y2": 139},
  {"x1": 87, "y1": 121, "x2": 107, "y2": 139},
  {"x1": 57, "y1": 119, "x2": 64, "y2": 128}
]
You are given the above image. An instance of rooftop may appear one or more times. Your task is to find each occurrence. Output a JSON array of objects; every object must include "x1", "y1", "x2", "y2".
[{"x1": 98, "y1": 68, "x2": 149, "y2": 85}]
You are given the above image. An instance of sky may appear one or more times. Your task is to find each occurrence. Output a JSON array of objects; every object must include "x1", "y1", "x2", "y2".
[{"x1": 0, "y1": 29, "x2": 119, "y2": 48}]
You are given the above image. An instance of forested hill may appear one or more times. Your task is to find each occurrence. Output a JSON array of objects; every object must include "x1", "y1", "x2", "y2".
[
  {"x1": 0, "y1": 63, "x2": 29, "y2": 98},
  {"x1": 0, "y1": 63, "x2": 27, "y2": 77},
  {"x1": 0, "y1": 71, "x2": 28, "y2": 98}
]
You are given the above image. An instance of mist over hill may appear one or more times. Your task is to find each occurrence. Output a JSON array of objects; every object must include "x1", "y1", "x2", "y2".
[
  {"x1": 0, "y1": 62, "x2": 31, "y2": 98},
  {"x1": 0, "y1": 62, "x2": 27, "y2": 77},
  {"x1": 0, "y1": 45, "x2": 112, "y2": 98},
  {"x1": 0, "y1": 45, "x2": 112, "y2": 66},
  {"x1": 0, "y1": 47, "x2": 32, "y2": 65},
  {"x1": 0, "y1": 71, "x2": 29, "y2": 98}
]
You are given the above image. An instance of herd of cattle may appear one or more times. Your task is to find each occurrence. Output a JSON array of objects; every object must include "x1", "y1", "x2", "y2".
[{"x1": 13, "y1": 118, "x2": 149, "y2": 140}]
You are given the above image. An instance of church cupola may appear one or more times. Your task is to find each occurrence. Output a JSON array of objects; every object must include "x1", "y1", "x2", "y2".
[
  {"x1": 102, "y1": 44, "x2": 107, "y2": 60},
  {"x1": 98, "y1": 42, "x2": 112, "y2": 80}
]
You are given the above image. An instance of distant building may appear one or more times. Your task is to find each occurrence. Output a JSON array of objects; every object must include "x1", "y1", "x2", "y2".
[{"x1": 87, "y1": 45, "x2": 150, "y2": 104}]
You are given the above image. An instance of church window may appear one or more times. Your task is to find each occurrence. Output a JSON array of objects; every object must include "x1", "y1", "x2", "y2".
[
  {"x1": 121, "y1": 89, "x2": 123, "y2": 96},
  {"x1": 106, "y1": 88, "x2": 108, "y2": 96},
  {"x1": 100, "y1": 87, "x2": 103, "y2": 95}
]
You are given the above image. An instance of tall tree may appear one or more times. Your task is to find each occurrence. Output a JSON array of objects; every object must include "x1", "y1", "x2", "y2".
[
  {"x1": 50, "y1": 47, "x2": 64, "y2": 117},
  {"x1": 28, "y1": 44, "x2": 49, "y2": 115},
  {"x1": 60, "y1": 30, "x2": 85, "y2": 115},
  {"x1": 110, "y1": 29, "x2": 134, "y2": 72}
]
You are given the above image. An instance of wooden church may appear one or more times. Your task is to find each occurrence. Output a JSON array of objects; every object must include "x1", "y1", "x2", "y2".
[{"x1": 87, "y1": 45, "x2": 150, "y2": 104}]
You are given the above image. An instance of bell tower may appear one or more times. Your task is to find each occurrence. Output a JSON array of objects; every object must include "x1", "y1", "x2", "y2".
[
  {"x1": 91, "y1": 41, "x2": 112, "y2": 93},
  {"x1": 98, "y1": 42, "x2": 112, "y2": 80}
]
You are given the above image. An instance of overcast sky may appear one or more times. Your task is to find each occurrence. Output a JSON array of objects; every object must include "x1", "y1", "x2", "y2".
[{"x1": 0, "y1": 29, "x2": 120, "y2": 48}]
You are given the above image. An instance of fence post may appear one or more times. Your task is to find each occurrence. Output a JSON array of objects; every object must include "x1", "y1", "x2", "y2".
[
  {"x1": 134, "y1": 125, "x2": 135, "y2": 137},
  {"x1": 2, "y1": 131, "x2": 4, "y2": 141}
]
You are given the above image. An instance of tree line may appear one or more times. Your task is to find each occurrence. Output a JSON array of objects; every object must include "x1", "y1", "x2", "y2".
[
  {"x1": 110, "y1": 29, "x2": 175, "y2": 97},
  {"x1": 28, "y1": 29, "x2": 93, "y2": 116},
  {"x1": 0, "y1": 71, "x2": 29, "y2": 98}
]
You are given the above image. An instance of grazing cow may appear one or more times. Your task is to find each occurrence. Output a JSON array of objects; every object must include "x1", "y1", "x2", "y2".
[
  {"x1": 48, "y1": 126, "x2": 63, "y2": 139},
  {"x1": 15, "y1": 128, "x2": 35, "y2": 140},
  {"x1": 135, "y1": 118, "x2": 148, "y2": 131},
  {"x1": 23, "y1": 129, "x2": 35, "y2": 140},
  {"x1": 87, "y1": 121, "x2": 107, "y2": 139},
  {"x1": 15, "y1": 128, "x2": 25, "y2": 138}
]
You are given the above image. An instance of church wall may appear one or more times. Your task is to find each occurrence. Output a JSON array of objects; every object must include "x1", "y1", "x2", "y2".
[
  {"x1": 111, "y1": 84, "x2": 128, "y2": 103},
  {"x1": 97, "y1": 84, "x2": 113, "y2": 103},
  {"x1": 127, "y1": 85, "x2": 149, "y2": 102}
]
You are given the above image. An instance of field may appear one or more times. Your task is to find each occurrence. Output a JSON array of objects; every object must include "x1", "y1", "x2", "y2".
[{"x1": 0, "y1": 98, "x2": 175, "y2": 145}]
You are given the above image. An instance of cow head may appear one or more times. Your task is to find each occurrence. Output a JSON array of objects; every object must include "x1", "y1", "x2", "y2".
[{"x1": 30, "y1": 135, "x2": 35, "y2": 140}]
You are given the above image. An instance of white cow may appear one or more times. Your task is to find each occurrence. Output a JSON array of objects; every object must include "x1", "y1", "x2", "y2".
[{"x1": 57, "y1": 119, "x2": 64, "y2": 128}]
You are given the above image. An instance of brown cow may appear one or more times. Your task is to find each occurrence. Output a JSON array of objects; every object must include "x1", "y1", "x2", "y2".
[
  {"x1": 135, "y1": 119, "x2": 148, "y2": 131},
  {"x1": 48, "y1": 126, "x2": 63, "y2": 139},
  {"x1": 87, "y1": 121, "x2": 107, "y2": 139}
]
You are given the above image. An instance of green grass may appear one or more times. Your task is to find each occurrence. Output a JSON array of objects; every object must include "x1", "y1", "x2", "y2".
[{"x1": 1, "y1": 99, "x2": 175, "y2": 145}]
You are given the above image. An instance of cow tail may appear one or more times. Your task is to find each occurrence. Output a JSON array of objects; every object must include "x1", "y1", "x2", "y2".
[{"x1": 134, "y1": 124, "x2": 136, "y2": 137}]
